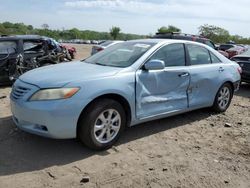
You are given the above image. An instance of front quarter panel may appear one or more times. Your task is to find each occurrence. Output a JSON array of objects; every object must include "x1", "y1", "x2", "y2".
[{"x1": 66, "y1": 71, "x2": 136, "y2": 125}]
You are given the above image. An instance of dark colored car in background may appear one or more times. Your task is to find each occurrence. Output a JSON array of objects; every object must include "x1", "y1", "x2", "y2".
[
  {"x1": 0, "y1": 35, "x2": 69, "y2": 85},
  {"x1": 219, "y1": 44, "x2": 236, "y2": 51},
  {"x1": 153, "y1": 32, "x2": 229, "y2": 57},
  {"x1": 231, "y1": 50, "x2": 250, "y2": 83}
]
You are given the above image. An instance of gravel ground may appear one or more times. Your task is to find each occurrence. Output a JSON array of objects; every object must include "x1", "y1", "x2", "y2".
[{"x1": 0, "y1": 44, "x2": 249, "y2": 188}]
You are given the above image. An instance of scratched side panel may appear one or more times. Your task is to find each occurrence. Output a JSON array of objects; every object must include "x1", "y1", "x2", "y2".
[{"x1": 187, "y1": 63, "x2": 230, "y2": 108}]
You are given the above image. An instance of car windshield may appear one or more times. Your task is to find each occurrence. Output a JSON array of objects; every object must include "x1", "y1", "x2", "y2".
[{"x1": 84, "y1": 41, "x2": 155, "y2": 67}]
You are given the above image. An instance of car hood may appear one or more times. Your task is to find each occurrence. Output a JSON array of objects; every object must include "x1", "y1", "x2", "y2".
[{"x1": 19, "y1": 61, "x2": 122, "y2": 88}]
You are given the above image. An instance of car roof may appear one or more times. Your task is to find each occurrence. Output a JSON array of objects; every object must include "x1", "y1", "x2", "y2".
[
  {"x1": 152, "y1": 33, "x2": 211, "y2": 42},
  {"x1": 128, "y1": 38, "x2": 210, "y2": 47},
  {"x1": 0, "y1": 35, "x2": 48, "y2": 41}
]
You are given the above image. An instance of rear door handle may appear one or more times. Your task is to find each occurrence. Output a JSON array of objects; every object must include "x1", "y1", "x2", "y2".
[
  {"x1": 219, "y1": 67, "x2": 224, "y2": 72},
  {"x1": 178, "y1": 72, "x2": 189, "y2": 77}
]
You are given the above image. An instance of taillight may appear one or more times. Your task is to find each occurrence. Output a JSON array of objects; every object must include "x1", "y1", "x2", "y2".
[{"x1": 237, "y1": 67, "x2": 242, "y2": 74}]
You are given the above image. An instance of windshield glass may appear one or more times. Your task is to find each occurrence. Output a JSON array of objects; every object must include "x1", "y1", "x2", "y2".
[{"x1": 84, "y1": 41, "x2": 155, "y2": 67}]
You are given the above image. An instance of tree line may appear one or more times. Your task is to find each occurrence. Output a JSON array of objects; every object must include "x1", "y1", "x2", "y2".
[
  {"x1": 157, "y1": 25, "x2": 250, "y2": 44},
  {"x1": 0, "y1": 22, "x2": 250, "y2": 44},
  {"x1": 0, "y1": 22, "x2": 145, "y2": 41}
]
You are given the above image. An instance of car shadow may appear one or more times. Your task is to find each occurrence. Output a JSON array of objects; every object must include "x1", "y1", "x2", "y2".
[
  {"x1": 0, "y1": 108, "x2": 212, "y2": 176},
  {"x1": 235, "y1": 83, "x2": 250, "y2": 98}
]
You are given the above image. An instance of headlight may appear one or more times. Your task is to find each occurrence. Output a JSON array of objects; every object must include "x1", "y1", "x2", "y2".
[{"x1": 29, "y1": 88, "x2": 80, "y2": 101}]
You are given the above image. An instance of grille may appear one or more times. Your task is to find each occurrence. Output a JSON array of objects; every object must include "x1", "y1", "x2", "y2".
[{"x1": 11, "y1": 85, "x2": 31, "y2": 100}]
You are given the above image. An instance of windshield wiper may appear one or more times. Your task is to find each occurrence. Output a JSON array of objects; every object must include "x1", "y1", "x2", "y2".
[{"x1": 95, "y1": 62, "x2": 108, "y2": 66}]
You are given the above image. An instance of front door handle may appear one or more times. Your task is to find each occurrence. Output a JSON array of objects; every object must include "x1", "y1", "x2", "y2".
[
  {"x1": 178, "y1": 72, "x2": 189, "y2": 77},
  {"x1": 219, "y1": 67, "x2": 225, "y2": 72}
]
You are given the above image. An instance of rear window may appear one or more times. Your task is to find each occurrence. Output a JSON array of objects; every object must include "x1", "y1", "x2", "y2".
[{"x1": 0, "y1": 41, "x2": 17, "y2": 54}]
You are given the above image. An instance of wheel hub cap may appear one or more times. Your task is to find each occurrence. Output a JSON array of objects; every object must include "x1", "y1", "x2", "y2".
[
  {"x1": 218, "y1": 86, "x2": 230, "y2": 109},
  {"x1": 94, "y1": 109, "x2": 121, "y2": 144}
]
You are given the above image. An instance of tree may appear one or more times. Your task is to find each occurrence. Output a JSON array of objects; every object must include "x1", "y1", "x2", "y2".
[
  {"x1": 41, "y1": 23, "x2": 49, "y2": 30},
  {"x1": 110, "y1": 26, "x2": 121, "y2": 40},
  {"x1": 0, "y1": 24, "x2": 7, "y2": 35},
  {"x1": 198, "y1": 24, "x2": 230, "y2": 43},
  {"x1": 69, "y1": 28, "x2": 81, "y2": 39},
  {"x1": 157, "y1": 25, "x2": 181, "y2": 34},
  {"x1": 27, "y1": 25, "x2": 33, "y2": 30}
]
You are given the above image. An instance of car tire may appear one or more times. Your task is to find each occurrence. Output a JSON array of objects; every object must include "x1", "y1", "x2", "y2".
[
  {"x1": 78, "y1": 99, "x2": 126, "y2": 150},
  {"x1": 212, "y1": 83, "x2": 233, "y2": 112}
]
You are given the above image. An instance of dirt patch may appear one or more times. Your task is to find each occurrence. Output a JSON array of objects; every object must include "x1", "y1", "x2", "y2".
[{"x1": 0, "y1": 45, "x2": 249, "y2": 188}]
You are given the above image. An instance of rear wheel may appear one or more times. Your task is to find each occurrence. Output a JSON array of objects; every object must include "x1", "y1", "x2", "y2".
[
  {"x1": 78, "y1": 99, "x2": 126, "y2": 150},
  {"x1": 212, "y1": 83, "x2": 233, "y2": 112}
]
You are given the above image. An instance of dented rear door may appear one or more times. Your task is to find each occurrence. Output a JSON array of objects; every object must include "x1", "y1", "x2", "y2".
[{"x1": 185, "y1": 44, "x2": 222, "y2": 108}]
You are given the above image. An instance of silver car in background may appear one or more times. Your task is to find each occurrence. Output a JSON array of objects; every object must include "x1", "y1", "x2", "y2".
[{"x1": 91, "y1": 40, "x2": 124, "y2": 55}]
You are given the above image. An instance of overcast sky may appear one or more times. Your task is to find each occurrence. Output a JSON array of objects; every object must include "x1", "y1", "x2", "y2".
[{"x1": 0, "y1": 0, "x2": 250, "y2": 37}]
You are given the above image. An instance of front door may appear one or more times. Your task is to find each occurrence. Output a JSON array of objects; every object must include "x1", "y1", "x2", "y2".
[{"x1": 135, "y1": 43, "x2": 190, "y2": 119}]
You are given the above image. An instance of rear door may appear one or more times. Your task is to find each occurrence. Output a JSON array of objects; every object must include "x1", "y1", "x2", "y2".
[
  {"x1": 136, "y1": 43, "x2": 190, "y2": 119},
  {"x1": 185, "y1": 44, "x2": 225, "y2": 108}
]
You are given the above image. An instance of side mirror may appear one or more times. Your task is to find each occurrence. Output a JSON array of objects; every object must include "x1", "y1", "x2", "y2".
[{"x1": 144, "y1": 59, "x2": 165, "y2": 70}]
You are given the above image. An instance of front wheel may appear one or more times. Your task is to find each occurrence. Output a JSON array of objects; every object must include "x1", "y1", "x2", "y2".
[
  {"x1": 78, "y1": 99, "x2": 126, "y2": 150},
  {"x1": 212, "y1": 83, "x2": 233, "y2": 112}
]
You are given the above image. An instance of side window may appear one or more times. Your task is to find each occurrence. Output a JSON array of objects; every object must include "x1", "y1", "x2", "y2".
[
  {"x1": 210, "y1": 52, "x2": 221, "y2": 63},
  {"x1": 205, "y1": 41, "x2": 215, "y2": 49},
  {"x1": 149, "y1": 43, "x2": 185, "y2": 67},
  {"x1": 23, "y1": 40, "x2": 45, "y2": 54},
  {"x1": 0, "y1": 41, "x2": 17, "y2": 55},
  {"x1": 187, "y1": 44, "x2": 211, "y2": 65}
]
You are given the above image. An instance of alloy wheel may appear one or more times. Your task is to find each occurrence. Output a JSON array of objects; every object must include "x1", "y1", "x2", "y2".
[
  {"x1": 217, "y1": 86, "x2": 231, "y2": 110},
  {"x1": 94, "y1": 109, "x2": 121, "y2": 144}
]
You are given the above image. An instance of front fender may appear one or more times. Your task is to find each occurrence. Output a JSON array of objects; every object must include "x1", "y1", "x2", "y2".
[{"x1": 66, "y1": 72, "x2": 136, "y2": 124}]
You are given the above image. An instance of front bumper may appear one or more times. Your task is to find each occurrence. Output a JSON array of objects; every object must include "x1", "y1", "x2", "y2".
[
  {"x1": 11, "y1": 98, "x2": 83, "y2": 139},
  {"x1": 10, "y1": 80, "x2": 86, "y2": 139}
]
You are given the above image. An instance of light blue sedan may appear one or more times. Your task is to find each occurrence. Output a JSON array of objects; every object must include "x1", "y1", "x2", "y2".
[{"x1": 10, "y1": 39, "x2": 241, "y2": 150}]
